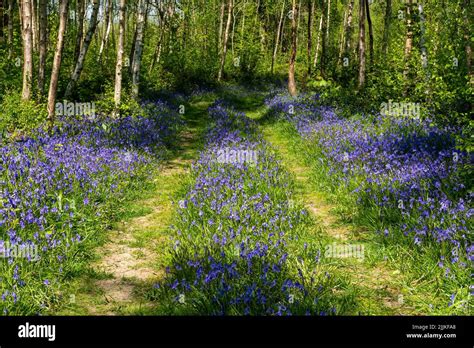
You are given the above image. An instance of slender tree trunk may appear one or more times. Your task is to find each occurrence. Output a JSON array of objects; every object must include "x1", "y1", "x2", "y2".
[
  {"x1": 296, "y1": 0, "x2": 301, "y2": 46},
  {"x1": 307, "y1": 0, "x2": 314, "y2": 75},
  {"x1": 149, "y1": 21, "x2": 164, "y2": 73},
  {"x1": 365, "y1": 0, "x2": 373, "y2": 66},
  {"x1": 240, "y1": 0, "x2": 246, "y2": 53},
  {"x1": 271, "y1": 0, "x2": 285, "y2": 74},
  {"x1": 65, "y1": 0, "x2": 100, "y2": 98},
  {"x1": 21, "y1": 0, "x2": 33, "y2": 100},
  {"x1": 218, "y1": 1, "x2": 225, "y2": 52},
  {"x1": 288, "y1": 0, "x2": 297, "y2": 96},
  {"x1": 418, "y1": 3, "x2": 428, "y2": 71},
  {"x1": 338, "y1": 8, "x2": 347, "y2": 64},
  {"x1": 98, "y1": 0, "x2": 113, "y2": 63},
  {"x1": 37, "y1": 0, "x2": 46, "y2": 96},
  {"x1": 230, "y1": 3, "x2": 235, "y2": 58},
  {"x1": 47, "y1": 0, "x2": 68, "y2": 127},
  {"x1": 343, "y1": 0, "x2": 354, "y2": 58},
  {"x1": 73, "y1": 0, "x2": 84, "y2": 71},
  {"x1": 313, "y1": 13, "x2": 322, "y2": 67},
  {"x1": 382, "y1": 0, "x2": 391, "y2": 56},
  {"x1": 217, "y1": 0, "x2": 233, "y2": 81},
  {"x1": 30, "y1": 0, "x2": 36, "y2": 49},
  {"x1": 114, "y1": 0, "x2": 126, "y2": 113},
  {"x1": 403, "y1": 0, "x2": 413, "y2": 84},
  {"x1": 320, "y1": 0, "x2": 327, "y2": 78},
  {"x1": 326, "y1": 0, "x2": 331, "y2": 41},
  {"x1": 131, "y1": 0, "x2": 146, "y2": 99},
  {"x1": 357, "y1": 0, "x2": 366, "y2": 89},
  {"x1": 7, "y1": 0, "x2": 14, "y2": 59}
]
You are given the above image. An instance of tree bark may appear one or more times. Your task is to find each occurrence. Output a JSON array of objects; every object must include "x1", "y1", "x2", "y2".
[
  {"x1": 382, "y1": 0, "x2": 391, "y2": 56},
  {"x1": 365, "y1": 0, "x2": 373, "y2": 66},
  {"x1": 30, "y1": 0, "x2": 36, "y2": 50},
  {"x1": 98, "y1": 0, "x2": 113, "y2": 63},
  {"x1": 313, "y1": 13, "x2": 322, "y2": 67},
  {"x1": 326, "y1": 0, "x2": 330, "y2": 41},
  {"x1": 271, "y1": 0, "x2": 285, "y2": 74},
  {"x1": 218, "y1": 1, "x2": 225, "y2": 52},
  {"x1": 403, "y1": 0, "x2": 413, "y2": 83},
  {"x1": 337, "y1": 8, "x2": 347, "y2": 64},
  {"x1": 320, "y1": 0, "x2": 327, "y2": 78},
  {"x1": 343, "y1": 0, "x2": 354, "y2": 58},
  {"x1": 21, "y1": 0, "x2": 33, "y2": 100},
  {"x1": 37, "y1": 0, "x2": 46, "y2": 96},
  {"x1": 114, "y1": 0, "x2": 126, "y2": 113},
  {"x1": 288, "y1": 0, "x2": 297, "y2": 96},
  {"x1": 7, "y1": 0, "x2": 14, "y2": 59},
  {"x1": 307, "y1": 0, "x2": 314, "y2": 75},
  {"x1": 357, "y1": 0, "x2": 366, "y2": 89},
  {"x1": 131, "y1": 0, "x2": 146, "y2": 99},
  {"x1": 47, "y1": 0, "x2": 68, "y2": 126},
  {"x1": 65, "y1": 0, "x2": 100, "y2": 98},
  {"x1": 217, "y1": 0, "x2": 233, "y2": 81},
  {"x1": 73, "y1": 0, "x2": 84, "y2": 65}
]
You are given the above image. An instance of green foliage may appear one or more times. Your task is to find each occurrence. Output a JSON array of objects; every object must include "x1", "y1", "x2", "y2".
[
  {"x1": 0, "y1": 91, "x2": 47, "y2": 135},
  {"x1": 94, "y1": 83, "x2": 142, "y2": 117}
]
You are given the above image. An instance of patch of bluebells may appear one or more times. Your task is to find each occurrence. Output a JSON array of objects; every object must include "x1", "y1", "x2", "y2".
[
  {"x1": 157, "y1": 101, "x2": 346, "y2": 315},
  {"x1": 265, "y1": 92, "x2": 473, "y2": 286},
  {"x1": 0, "y1": 100, "x2": 180, "y2": 315}
]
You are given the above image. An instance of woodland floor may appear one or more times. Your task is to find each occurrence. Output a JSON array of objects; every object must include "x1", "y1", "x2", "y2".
[{"x1": 56, "y1": 93, "x2": 428, "y2": 315}]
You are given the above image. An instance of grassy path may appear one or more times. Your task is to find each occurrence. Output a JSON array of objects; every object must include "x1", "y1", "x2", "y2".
[
  {"x1": 56, "y1": 100, "x2": 210, "y2": 315},
  {"x1": 260, "y1": 122, "x2": 410, "y2": 314},
  {"x1": 241, "y1": 99, "x2": 417, "y2": 315}
]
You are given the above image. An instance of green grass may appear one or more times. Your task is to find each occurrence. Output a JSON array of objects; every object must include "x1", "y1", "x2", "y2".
[{"x1": 53, "y1": 98, "x2": 213, "y2": 315}]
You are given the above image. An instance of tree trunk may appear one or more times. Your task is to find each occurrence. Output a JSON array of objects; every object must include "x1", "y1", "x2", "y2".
[
  {"x1": 313, "y1": 13, "x2": 322, "y2": 67},
  {"x1": 21, "y1": 0, "x2": 33, "y2": 100},
  {"x1": 47, "y1": 0, "x2": 68, "y2": 126},
  {"x1": 343, "y1": 0, "x2": 354, "y2": 58},
  {"x1": 98, "y1": 0, "x2": 113, "y2": 63},
  {"x1": 320, "y1": 0, "x2": 327, "y2": 78},
  {"x1": 129, "y1": 13, "x2": 137, "y2": 74},
  {"x1": 7, "y1": 0, "x2": 14, "y2": 59},
  {"x1": 149, "y1": 22, "x2": 164, "y2": 73},
  {"x1": 65, "y1": 0, "x2": 100, "y2": 98},
  {"x1": 288, "y1": 0, "x2": 297, "y2": 96},
  {"x1": 307, "y1": 0, "x2": 314, "y2": 75},
  {"x1": 73, "y1": 0, "x2": 84, "y2": 65},
  {"x1": 337, "y1": 8, "x2": 347, "y2": 63},
  {"x1": 30, "y1": 0, "x2": 36, "y2": 50},
  {"x1": 365, "y1": 0, "x2": 373, "y2": 66},
  {"x1": 271, "y1": 0, "x2": 285, "y2": 74},
  {"x1": 218, "y1": 1, "x2": 225, "y2": 52},
  {"x1": 357, "y1": 0, "x2": 366, "y2": 89},
  {"x1": 131, "y1": 0, "x2": 146, "y2": 99},
  {"x1": 37, "y1": 0, "x2": 46, "y2": 96},
  {"x1": 217, "y1": 0, "x2": 233, "y2": 81},
  {"x1": 382, "y1": 0, "x2": 391, "y2": 56},
  {"x1": 114, "y1": 0, "x2": 126, "y2": 113},
  {"x1": 403, "y1": 0, "x2": 413, "y2": 83},
  {"x1": 326, "y1": 0, "x2": 331, "y2": 41}
]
